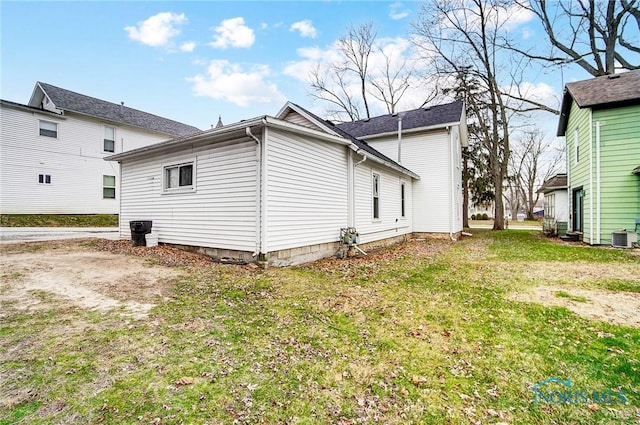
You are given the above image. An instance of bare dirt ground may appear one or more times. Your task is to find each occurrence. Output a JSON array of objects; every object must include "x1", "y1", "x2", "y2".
[{"x1": 0, "y1": 240, "x2": 186, "y2": 319}]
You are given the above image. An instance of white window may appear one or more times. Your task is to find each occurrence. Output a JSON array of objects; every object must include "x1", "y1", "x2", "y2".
[
  {"x1": 373, "y1": 173, "x2": 380, "y2": 219},
  {"x1": 163, "y1": 162, "x2": 194, "y2": 192},
  {"x1": 103, "y1": 175, "x2": 116, "y2": 199},
  {"x1": 38, "y1": 174, "x2": 52, "y2": 184},
  {"x1": 39, "y1": 120, "x2": 57, "y2": 138},
  {"x1": 400, "y1": 182, "x2": 406, "y2": 218},
  {"x1": 104, "y1": 126, "x2": 115, "y2": 153}
]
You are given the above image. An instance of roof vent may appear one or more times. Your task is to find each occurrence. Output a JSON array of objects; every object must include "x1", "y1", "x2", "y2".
[
  {"x1": 120, "y1": 102, "x2": 125, "y2": 116},
  {"x1": 423, "y1": 106, "x2": 432, "y2": 111},
  {"x1": 607, "y1": 74, "x2": 621, "y2": 79}
]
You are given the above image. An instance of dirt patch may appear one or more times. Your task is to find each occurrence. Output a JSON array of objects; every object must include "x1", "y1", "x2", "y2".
[
  {"x1": 510, "y1": 286, "x2": 640, "y2": 327},
  {"x1": 1, "y1": 242, "x2": 182, "y2": 319},
  {"x1": 519, "y1": 261, "x2": 639, "y2": 283}
]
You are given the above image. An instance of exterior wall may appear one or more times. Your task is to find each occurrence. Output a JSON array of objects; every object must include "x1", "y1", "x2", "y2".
[
  {"x1": 565, "y1": 101, "x2": 593, "y2": 241},
  {"x1": 366, "y1": 128, "x2": 459, "y2": 233},
  {"x1": 264, "y1": 127, "x2": 349, "y2": 252},
  {"x1": 542, "y1": 189, "x2": 568, "y2": 234},
  {"x1": 0, "y1": 103, "x2": 173, "y2": 214},
  {"x1": 353, "y1": 158, "x2": 413, "y2": 243},
  {"x1": 118, "y1": 137, "x2": 258, "y2": 252},
  {"x1": 593, "y1": 104, "x2": 640, "y2": 245}
]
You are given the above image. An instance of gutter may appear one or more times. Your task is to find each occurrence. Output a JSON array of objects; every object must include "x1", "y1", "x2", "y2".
[{"x1": 357, "y1": 121, "x2": 462, "y2": 141}]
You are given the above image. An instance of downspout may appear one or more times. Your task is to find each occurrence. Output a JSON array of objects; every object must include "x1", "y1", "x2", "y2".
[
  {"x1": 397, "y1": 116, "x2": 402, "y2": 164},
  {"x1": 352, "y1": 150, "x2": 367, "y2": 229},
  {"x1": 448, "y1": 126, "x2": 455, "y2": 241},
  {"x1": 246, "y1": 126, "x2": 263, "y2": 256},
  {"x1": 589, "y1": 111, "x2": 594, "y2": 244},
  {"x1": 595, "y1": 121, "x2": 601, "y2": 244}
]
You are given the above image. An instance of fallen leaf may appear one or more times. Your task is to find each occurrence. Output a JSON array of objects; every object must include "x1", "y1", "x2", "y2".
[
  {"x1": 175, "y1": 377, "x2": 194, "y2": 386},
  {"x1": 588, "y1": 403, "x2": 600, "y2": 411},
  {"x1": 411, "y1": 375, "x2": 428, "y2": 386}
]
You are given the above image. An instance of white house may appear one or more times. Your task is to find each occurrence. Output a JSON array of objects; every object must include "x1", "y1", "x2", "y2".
[
  {"x1": 538, "y1": 173, "x2": 569, "y2": 236},
  {"x1": 0, "y1": 82, "x2": 200, "y2": 214},
  {"x1": 106, "y1": 101, "x2": 467, "y2": 266}
]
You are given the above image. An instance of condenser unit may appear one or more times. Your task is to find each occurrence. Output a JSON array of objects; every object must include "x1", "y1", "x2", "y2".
[{"x1": 611, "y1": 231, "x2": 637, "y2": 248}]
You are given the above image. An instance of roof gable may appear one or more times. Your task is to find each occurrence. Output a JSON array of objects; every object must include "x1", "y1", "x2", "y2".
[
  {"x1": 29, "y1": 82, "x2": 201, "y2": 137},
  {"x1": 557, "y1": 70, "x2": 640, "y2": 136},
  {"x1": 335, "y1": 101, "x2": 464, "y2": 139}
]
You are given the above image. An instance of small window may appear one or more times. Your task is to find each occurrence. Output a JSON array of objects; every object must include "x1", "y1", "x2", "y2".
[
  {"x1": 39, "y1": 120, "x2": 57, "y2": 138},
  {"x1": 103, "y1": 175, "x2": 116, "y2": 199},
  {"x1": 38, "y1": 174, "x2": 52, "y2": 184},
  {"x1": 373, "y1": 173, "x2": 380, "y2": 219},
  {"x1": 164, "y1": 162, "x2": 194, "y2": 191},
  {"x1": 400, "y1": 182, "x2": 406, "y2": 218},
  {"x1": 104, "y1": 126, "x2": 115, "y2": 153}
]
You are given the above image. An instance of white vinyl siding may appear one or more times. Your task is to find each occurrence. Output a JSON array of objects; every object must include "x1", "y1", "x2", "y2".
[
  {"x1": 354, "y1": 161, "x2": 412, "y2": 243},
  {"x1": 119, "y1": 138, "x2": 257, "y2": 252},
  {"x1": 367, "y1": 128, "x2": 459, "y2": 233},
  {"x1": 264, "y1": 128, "x2": 348, "y2": 252}
]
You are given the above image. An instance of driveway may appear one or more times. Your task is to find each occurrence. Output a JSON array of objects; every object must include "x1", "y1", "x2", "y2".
[{"x1": 0, "y1": 227, "x2": 121, "y2": 244}]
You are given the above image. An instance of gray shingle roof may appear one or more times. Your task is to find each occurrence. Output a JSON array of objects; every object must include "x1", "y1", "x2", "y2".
[
  {"x1": 537, "y1": 173, "x2": 567, "y2": 194},
  {"x1": 557, "y1": 70, "x2": 640, "y2": 136},
  {"x1": 288, "y1": 103, "x2": 418, "y2": 177},
  {"x1": 335, "y1": 101, "x2": 464, "y2": 139},
  {"x1": 36, "y1": 82, "x2": 201, "y2": 137}
]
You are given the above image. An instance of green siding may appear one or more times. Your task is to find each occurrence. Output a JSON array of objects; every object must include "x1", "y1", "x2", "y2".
[
  {"x1": 594, "y1": 105, "x2": 640, "y2": 244},
  {"x1": 566, "y1": 101, "x2": 640, "y2": 245}
]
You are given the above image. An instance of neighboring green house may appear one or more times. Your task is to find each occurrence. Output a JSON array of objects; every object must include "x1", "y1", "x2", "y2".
[{"x1": 557, "y1": 70, "x2": 640, "y2": 245}]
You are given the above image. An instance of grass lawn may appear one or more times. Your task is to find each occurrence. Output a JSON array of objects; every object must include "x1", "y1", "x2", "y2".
[
  {"x1": 0, "y1": 214, "x2": 118, "y2": 227},
  {"x1": 1, "y1": 231, "x2": 639, "y2": 424}
]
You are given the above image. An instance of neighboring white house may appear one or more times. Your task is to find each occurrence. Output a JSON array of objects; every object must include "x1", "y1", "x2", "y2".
[
  {"x1": 106, "y1": 101, "x2": 467, "y2": 266},
  {"x1": 538, "y1": 173, "x2": 569, "y2": 236},
  {"x1": 0, "y1": 82, "x2": 200, "y2": 214}
]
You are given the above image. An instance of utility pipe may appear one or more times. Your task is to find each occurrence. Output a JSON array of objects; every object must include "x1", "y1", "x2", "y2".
[
  {"x1": 596, "y1": 121, "x2": 601, "y2": 244},
  {"x1": 397, "y1": 116, "x2": 402, "y2": 164},
  {"x1": 246, "y1": 126, "x2": 262, "y2": 257}
]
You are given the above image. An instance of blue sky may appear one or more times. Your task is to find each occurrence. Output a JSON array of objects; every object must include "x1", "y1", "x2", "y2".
[{"x1": 1, "y1": 1, "x2": 599, "y2": 132}]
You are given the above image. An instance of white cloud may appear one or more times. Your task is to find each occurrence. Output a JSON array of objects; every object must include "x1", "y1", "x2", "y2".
[
  {"x1": 290, "y1": 20, "x2": 318, "y2": 38},
  {"x1": 180, "y1": 41, "x2": 196, "y2": 52},
  {"x1": 125, "y1": 12, "x2": 186, "y2": 47},
  {"x1": 187, "y1": 60, "x2": 285, "y2": 107},
  {"x1": 209, "y1": 17, "x2": 255, "y2": 49},
  {"x1": 389, "y1": 3, "x2": 409, "y2": 20}
]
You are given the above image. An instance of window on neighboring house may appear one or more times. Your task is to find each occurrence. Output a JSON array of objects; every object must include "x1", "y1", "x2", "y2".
[
  {"x1": 103, "y1": 175, "x2": 116, "y2": 199},
  {"x1": 104, "y1": 126, "x2": 115, "y2": 153},
  {"x1": 164, "y1": 162, "x2": 194, "y2": 191},
  {"x1": 400, "y1": 182, "x2": 406, "y2": 218},
  {"x1": 38, "y1": 174, "x2": 52, "y2": 184},
  {"x1": 372, "y1": 173, "x2": 380, "y2": 219},
  {"x1": 39, "y1": 120, "x2": 57, "y2": 138},
  {"x1": 574, "y1": 129, "x2": 579, "y2": 163}
]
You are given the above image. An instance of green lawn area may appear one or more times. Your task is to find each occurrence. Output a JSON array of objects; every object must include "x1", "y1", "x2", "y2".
[
  {"x1": 1, "y1": 231, "x2": 639, "y2": 424},
  {"x1": 0, "y1": 214, "x2": 118, "y2": 227}
]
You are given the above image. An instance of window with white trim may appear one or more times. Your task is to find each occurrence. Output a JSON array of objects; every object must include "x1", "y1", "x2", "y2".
[
  {"x1": 400, "y1": 182, "x2": 406, "y2": 218},
  {"x1": 38, "y1": 174, "x2": 52, "y2": 184},
  {"x1": 372, "y1": 173, "x2": 380, "y2": 219},
  {"x1": 103, "y1": 175, "x2": 116, "y2": 199},
  {"x1": 39, "y1": 120, "x2": 57, "y2": 138},
  {"x1": 164, "y1": 162, "x2": 194, "y2": 192},
  {"x1": 104, "y1": 126, "x2": 116, "y2": 153}
]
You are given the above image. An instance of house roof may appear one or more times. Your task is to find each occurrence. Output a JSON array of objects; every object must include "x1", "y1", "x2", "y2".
[
  {"x1": 557, "y1": 70, "x2": 640, "y2": 136},
  {"x1": 1, "y1": 99, "x2": 65, "y2": 117},
  {"x1": 30, "y1": 82, "x2": 201, "y2": 137},
  {"x1": 335, "y1": 101, "x2": 464, "y2": 139},
  {"x1": 537, "y1": 173, "x2": 568, "y2": 194},
  {"x1": 281, "y1": 102, "x2": 419, "y2": 177}
]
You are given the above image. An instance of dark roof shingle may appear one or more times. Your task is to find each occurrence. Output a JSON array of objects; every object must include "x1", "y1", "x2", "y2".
[
  {"x1": 335, "y1": 101, "x2": 463, "y2": 139},
  {"x1": 36, "y1": 82, "x2": 201, "y2": 137},
  {"x1": 537, "y1": 173, "x2": 567, "y2": 194}
]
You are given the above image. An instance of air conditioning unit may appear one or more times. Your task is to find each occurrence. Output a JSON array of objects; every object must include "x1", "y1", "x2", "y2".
[{"x1": 611, "y1": 231, "x2": 637, "y2": 248}]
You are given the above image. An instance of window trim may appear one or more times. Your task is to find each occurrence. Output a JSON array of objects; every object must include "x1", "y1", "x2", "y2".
[
  {"x1": 39, "y1": 120, "x2": 58, "y2": 138},
  {"x1": 372, "y1": 173, "x2": 380, "y2": 220},
  {"x1": 104, "y1": 125, "x2": 116, "y2": 153},
  {"x1": 103, "y1": 175, "x2": 116, "y2": 199},
  {"x1": 162, "y1": 159, "x2": 196, "y2": 194}
]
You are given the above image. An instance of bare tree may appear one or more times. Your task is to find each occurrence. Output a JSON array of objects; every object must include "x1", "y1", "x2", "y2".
[
  {"x1": 309, "y1": 64, "x2": 363, "y2": 121},
  {"x1": 338, "y1": 23, "x2": 376, "y2": 119},
  {"x1": 507, "y1": 128, "x2": 564, "y2": 220},
  {"x1": 413, "y1": 0, "x2": 548, "y2": 230},
  {"x1": 369, "y1": 49, "x2": 412, "y2": 115},
  {"x1": 513, "y1": 0, "x2": 640, "y2": 75}
]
